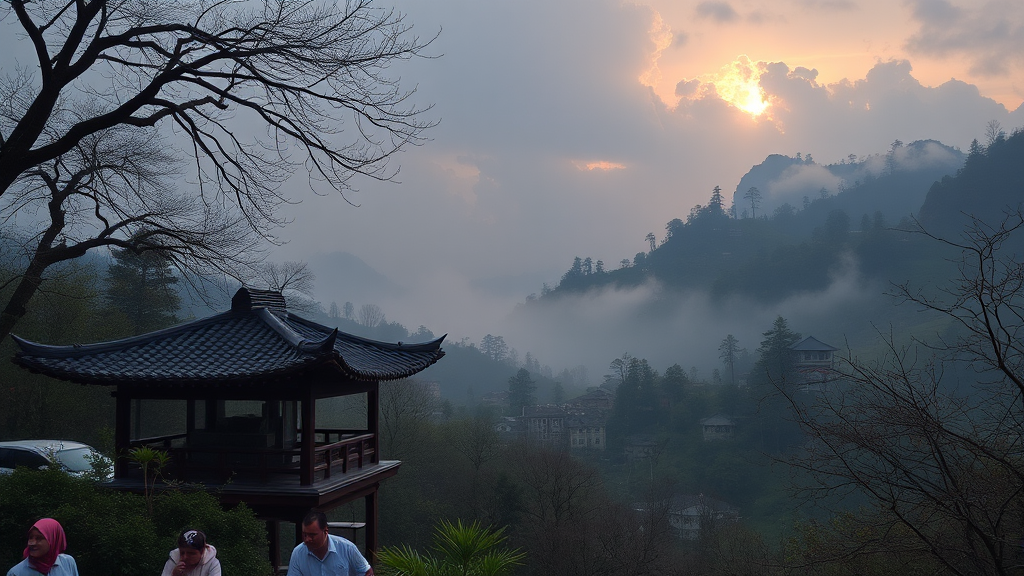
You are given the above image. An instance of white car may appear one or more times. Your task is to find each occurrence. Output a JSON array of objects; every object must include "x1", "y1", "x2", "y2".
[{"x1": 0, "y1": 440, "x2": 112, "y2": 480}]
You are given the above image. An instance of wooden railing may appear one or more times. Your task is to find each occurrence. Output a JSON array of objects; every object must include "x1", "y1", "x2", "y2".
[
  {"x1": 313, "y1": 433, "x2": 375, "y2": 479},
  {"x1": 124, "y1": 430, "x2": 376, "y2": 484}
]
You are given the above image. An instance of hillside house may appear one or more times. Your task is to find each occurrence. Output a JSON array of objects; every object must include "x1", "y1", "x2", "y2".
[
  {"x1": 522, "y1": 405, "x2": 567, "y2": 447},
  {"x1": 668, "y1": 494, "x2": 740, "y2": 540},
  {"x1": 790, "y1": 336, "x2": 839, "y2": 391},
  {"x1": 699, "y1": 414, "x2": 735, "y2": 441},
  {"x1": 624, "y1": 434, "x2": 661, "y2": 461},
  {"x1": 566, "y1": 387, "x2": 614, "y2": 411},
  {"x1": 566, "y1": 415, "x2": 606, "y2": 450}
]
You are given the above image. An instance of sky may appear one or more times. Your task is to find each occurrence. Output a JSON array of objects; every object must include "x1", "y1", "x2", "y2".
[
  {"x1": 3, "y1": 0, "x2": 1023, "y2": 382},
  {"x1": 263, "y1": 0, "x2": 1024, "y2": 379}
]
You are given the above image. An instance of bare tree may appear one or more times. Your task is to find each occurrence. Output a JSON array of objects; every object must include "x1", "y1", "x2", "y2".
[
  {"x1": 744, "y1": 186, "x2": 762, "y2": 218},
  {"x1": 358, "y1": 303, "x2": 385, "y2": 328},
  {"x1": 258, "y1": 261, "x2": 314, "y2": 296},
  {"x1": 786, "y1": 210, "x2": 1024, "y2": 576},
  {"x1": 379, "y1": 378, "x2": 435, "y2": 460},
  {"x1": 0, "y1": 0, "x2": 435, "y2": 340},
  {"x1": 445, "y1": 413, "x2": 501, "y2": 517},
  {"x1": 985, "y1": 119, "x2": 1006, "y2": 147}
]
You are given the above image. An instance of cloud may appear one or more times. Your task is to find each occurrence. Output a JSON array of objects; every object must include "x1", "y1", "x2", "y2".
[
  {"x1": 505, "y1": 256, "x2": 877, "y2": 384},
  {"x1": 904, "y1": 0, "x2": 1024, "y2": 76},
  {"x1": 796, "y1": 0, "x2": 857, "y2": 10},
  {"x1": 695, "y1": 1, "x2": 739, "y2": 22},
  {"x1": 575, "y1": 161, "x2": 628, "y2": 171},
  {"x1": 791, "y1": 67, "x2": 819, "y2": 81},
  {"x1": 675, "y1": 78, "x2": 701, "y2": 97},
  {"x1": 763, "y1": 164, "x2": 842, "y2": 207},
  {"x1": 268, "y1": 0, "x2": 1022, "y2": 375},
  {"x1": 672, "y1": 30, "x2": 689, "y2": 48}
]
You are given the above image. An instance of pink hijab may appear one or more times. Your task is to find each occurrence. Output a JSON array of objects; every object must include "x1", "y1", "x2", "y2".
[{"x1": 23, "y1": 518, "x2": 67, "y2": 575}]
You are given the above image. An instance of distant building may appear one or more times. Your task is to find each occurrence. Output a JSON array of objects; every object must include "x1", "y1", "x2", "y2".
[
  {"x1": 699, "y1": 414, "x2": 735, "y2": 441},
  {"x1": 624, "y1": 434, "x2": 661, "y2": 461},
  {"x1": 667, "y1": 494, "x2": 740, "y2": 540},
  {"x1": 566, "y1": 415, "x2": 606, "y2": 450},
  {"x1": 790, "y1": 336, "x2": 839, "y2": 391},
  {"x1": 566, "y1": 387, "x2": 614, "y2": 411},
  {"x1": 522, "y1": 405, "x2": 567, "y2": 447}
]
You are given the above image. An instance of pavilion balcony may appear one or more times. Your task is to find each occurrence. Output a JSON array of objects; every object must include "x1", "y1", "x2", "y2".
[{"x1": 123, "y1": 428, "x2": 378, "y2": 487}]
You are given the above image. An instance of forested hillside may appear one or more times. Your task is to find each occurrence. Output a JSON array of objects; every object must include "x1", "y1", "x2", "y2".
[{"x1": 537, "y1": 137, "x2": 1008, "y2": 307}]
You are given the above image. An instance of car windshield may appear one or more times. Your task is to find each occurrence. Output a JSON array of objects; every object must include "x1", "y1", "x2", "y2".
[{"x1": 54, "y1": 447, "x2": 94, "y2": 472}]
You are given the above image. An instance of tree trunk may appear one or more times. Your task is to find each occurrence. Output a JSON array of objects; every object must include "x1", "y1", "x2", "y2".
[{"x1": 0, "y1": 257, "x2": 49, "y2": 342}]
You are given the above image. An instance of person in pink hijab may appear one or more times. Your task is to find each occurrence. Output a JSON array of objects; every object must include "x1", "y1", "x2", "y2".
[{"x1": 6, "y1": 518, "x2": 79, "y2": 576}]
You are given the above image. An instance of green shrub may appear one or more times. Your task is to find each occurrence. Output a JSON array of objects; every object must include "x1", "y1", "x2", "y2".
[
  {"x1": 153, "y1": 490, "x2": 272, "y2": 576},
  {"x1": 0, "y1": 468, "x2": 272, "y2": 576}
]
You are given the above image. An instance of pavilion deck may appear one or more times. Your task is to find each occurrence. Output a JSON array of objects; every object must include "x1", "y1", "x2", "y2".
[{"x1": 121, "y1": 428, "x2": 381, "y2": 486}]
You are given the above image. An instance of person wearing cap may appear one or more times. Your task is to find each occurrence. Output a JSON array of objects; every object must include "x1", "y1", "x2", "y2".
[
  {"x1": 160, "y1": 529, "x2": 221, "y2": 576},
  {"x1": 287, "y1": 511, "x2": 373, "y2": 576},
  {"x1": 7, "y1": 518, "x2": 79, "y2": 576}
]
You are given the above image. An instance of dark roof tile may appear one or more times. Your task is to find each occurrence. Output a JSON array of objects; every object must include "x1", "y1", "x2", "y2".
[{"x1": 12, "y1": 288, "x2": 444, "y2": 386}]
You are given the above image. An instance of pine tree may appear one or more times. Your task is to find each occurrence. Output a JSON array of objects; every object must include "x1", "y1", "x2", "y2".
[
  {"x1": 104, "y1": 248, "x2": 181, "y2": 335},
  {"x1": 750, "y1": 316, "x2": 801, "y2": 386},
  {"x1": 507, "y1": 369, "x2": 536, "y2": 416},
  {"x1": 719, "y1": 334, "x2": 744, "y2": 386}
]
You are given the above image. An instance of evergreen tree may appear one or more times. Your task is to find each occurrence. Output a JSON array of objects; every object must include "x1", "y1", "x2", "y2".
[
  {"x1": 709, "y1": 185, "x2": 724, "y2": 213},
  {"x1": 661, "y1": 363, "x2": 688, "y2": 403},
  {"x1": 103, "y1": 248, "x2": 181, "y2": 335},
  {"x1": 508, "y1": 369, "x2": 536, "y2": 416},
  {"x1": 718, "y1": 335, "x2": 744, "y2": 386},
  {"x1": 751, "y1": 316, "x2": 801, "y2": 386},
  {"x1": 610, "y1": 357, "x2": 660, "y2": 435}
]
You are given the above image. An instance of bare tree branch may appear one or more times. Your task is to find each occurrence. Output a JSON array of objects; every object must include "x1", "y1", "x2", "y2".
[{"x1": 0, "y1": 0, "x2": 435, "y2": 341}]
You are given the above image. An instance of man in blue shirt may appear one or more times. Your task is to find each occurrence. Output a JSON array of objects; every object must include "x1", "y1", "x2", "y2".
[{"x1": 287, "y1": 511, "x2": 373, "y2": 576}]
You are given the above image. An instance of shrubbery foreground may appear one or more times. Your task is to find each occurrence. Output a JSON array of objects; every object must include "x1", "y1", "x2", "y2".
[{"x1": 0, "y1": 468, "x2": 272, "y2": 576}]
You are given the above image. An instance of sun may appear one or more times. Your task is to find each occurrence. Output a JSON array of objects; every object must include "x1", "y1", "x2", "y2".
[{"x1": 694, "y1": 56, "x2": 772, "y2": 118}]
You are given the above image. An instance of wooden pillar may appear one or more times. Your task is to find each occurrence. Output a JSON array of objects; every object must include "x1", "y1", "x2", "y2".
[
  {"x1": 132, "y1": 398, "x2": 143, "y2": 440},
  {"x1": 367, "y1": 384, "x2": 379, "y2": 464},
  {"x1": 204, "y1": 399, "x2": 218, "y2": 430},
  {"x1": 186, "y1": 399, "x2": 196, "y2": 435},
  {"x1": 113, "y1": 386, "x2": 132, "y2": 479},
  {"x1": 300, "y1": 387, "x2": 315, "y2": 486},
  {"x1": 267, "y1": 520, "x2": 280, "y2": 571},
  {"x1": 365, "y1": 489, "x2": 378, "y2": 564}
]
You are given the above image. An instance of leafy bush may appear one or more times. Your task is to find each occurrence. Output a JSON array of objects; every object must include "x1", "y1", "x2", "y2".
[
  {"x1": 153, "y1": 490, "x2": 271, "y2": 576},
  {"x1": 0, "y1": 468, "x2": 272, "y2": 575}
]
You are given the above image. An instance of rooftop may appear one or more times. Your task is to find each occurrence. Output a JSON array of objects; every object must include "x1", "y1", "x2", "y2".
[
  {"x1": 12, "y1": 287, "x2": 445, "y2": 386},
  {"x1": 789, "y1": 336, "x2": 838, "y2": 352}
]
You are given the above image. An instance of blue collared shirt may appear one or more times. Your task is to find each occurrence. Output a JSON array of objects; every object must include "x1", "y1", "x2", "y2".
[
  {"x1": 7, "y1": 554, "x2": 79, "y2": 576},
  {"x1": 286, "y1": 535, "x2": 370, "y2": 576}
]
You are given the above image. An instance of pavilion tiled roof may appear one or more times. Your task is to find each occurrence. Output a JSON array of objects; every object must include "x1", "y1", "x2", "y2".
[{"x1": 11, "y1": 288, "x2": 445, "y2": 386}]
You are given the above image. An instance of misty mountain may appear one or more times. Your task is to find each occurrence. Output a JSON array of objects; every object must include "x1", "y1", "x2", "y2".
[
  {"x1": 731, "y1": 140, "x2": 964, "y2": 226},
  {"x1": 539, "y1": 136, "x2": 1017, "y2": 307},
  {"x1": 307, "y1": 251, "x2": 404, "y2": 308}
]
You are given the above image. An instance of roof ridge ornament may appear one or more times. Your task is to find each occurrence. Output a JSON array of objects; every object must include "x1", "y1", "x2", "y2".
[
  {"x1": 298, "y1": 328, "x2": 338, "y2": 354},
  {"x1": 232, "y1": 287, "x2": 287, "y2": 312}
]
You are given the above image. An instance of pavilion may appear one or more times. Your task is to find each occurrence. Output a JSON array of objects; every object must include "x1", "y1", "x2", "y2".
[{"x1": 10, "y1": 287, "x2": 444, "y2": 568}]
